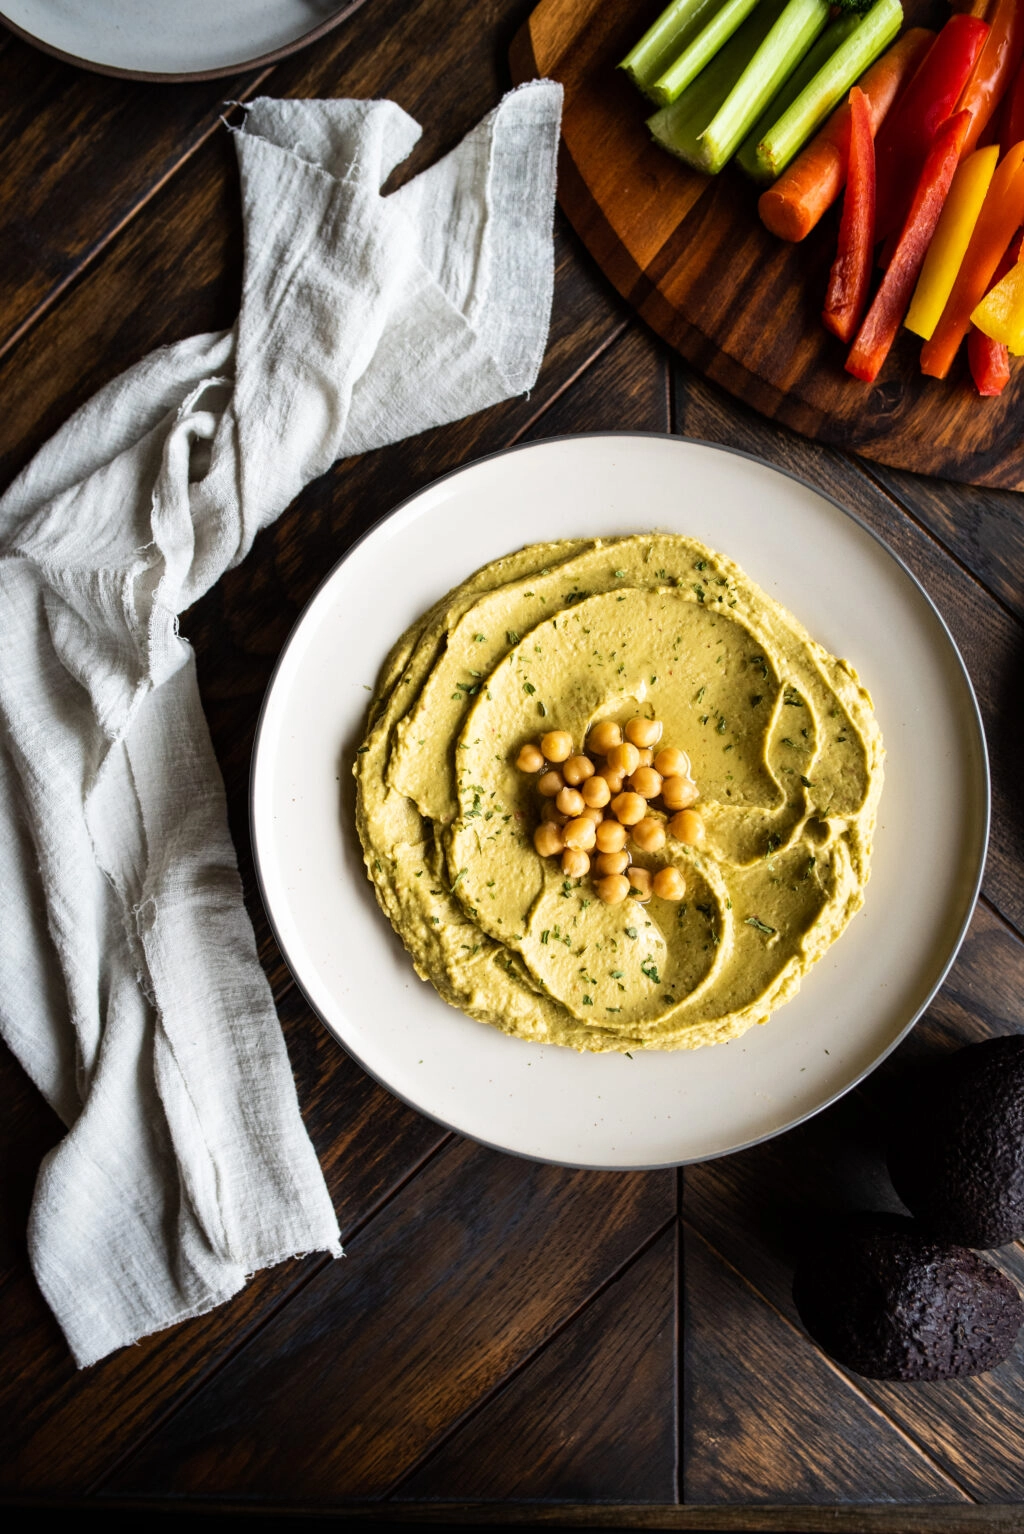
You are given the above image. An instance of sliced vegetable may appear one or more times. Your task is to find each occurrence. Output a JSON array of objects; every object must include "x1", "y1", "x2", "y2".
[
  {"x1": 757, "y1": 26, "x2": 932, "y2": 239},
  {"x1": 967, "y1": 326, "x2": 1011, "y2": 392},
  {"x1": 751, "y1": 0, "x2": 903, "y2": 181},
  {"x1": 920, "y1": 141, "x2": 1024, "y2": 378},
  {"x1": 971, "y1": 253, "x2": 1024, "y2": 348},
  {"x1": 873, "y1": 13, "x2": 990, "y2": 243},
  {"x1": 736, "y1": 11, "x2": 863, "y2": 178},
  {"x1": 956, "y1": 0, "x2": 1024, "y2": 157},
  {"x1": 649, "y1": 0, "x2": 764, "y2": 106},
  {"x1": 1001, "y1": 31, "x2": 1024, "y2": 151},
  {"x1": 847, "y1": 110, "x2": 972, "y2": 382},
  {"x1": 823, "y1": 87, "x2": 876, "y2": 342},
  {"x1": 694, "y1": 0, "x2": 831, "y2": 174},
  {"x1": 904, "y1": 144, "x2": 999, "y2": 339},
  {"x1": 649, "y1": 0, "x2": 792, "y2": 165},
  {"x1": 966, "y1": 227, "x2": 1024, "y2": 394},
  {"x1": 620, "y1": 0, "x2": 727, "y2": 101}
]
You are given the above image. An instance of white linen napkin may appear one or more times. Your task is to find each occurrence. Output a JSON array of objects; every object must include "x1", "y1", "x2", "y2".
[{"x1": 0, "y1": 81, "x2": 563, "y2": 1368}]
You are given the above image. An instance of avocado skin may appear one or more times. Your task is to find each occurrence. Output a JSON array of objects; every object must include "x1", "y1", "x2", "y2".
[
  {"x1": 793, "y1": 1218, "x2": 1024, "y2": 1381},
  {"x1": 887, "y1": 1036, "x2": 1024, "y2": 1247}
]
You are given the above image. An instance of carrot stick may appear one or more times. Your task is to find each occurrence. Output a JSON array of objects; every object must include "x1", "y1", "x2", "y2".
[
  {"x1": 921, "y1": 141, "x2": 1024, "y2": 378},
  {"x1": 758, "y1": 27, "x2": 934, "y2": 242}
]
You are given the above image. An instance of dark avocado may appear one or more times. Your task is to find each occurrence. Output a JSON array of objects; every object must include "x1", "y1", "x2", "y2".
[
  {"x1": 887, "y1": 1035, "x2": 1024, "y2": 1247},
  {"x1": 792, "y1": 1217, "x2": 1024, "y2": 1381}
]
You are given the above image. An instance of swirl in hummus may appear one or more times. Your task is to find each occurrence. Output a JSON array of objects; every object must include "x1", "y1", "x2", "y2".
[{"x1": 354, "y1": 534, "x2": 884, "y2": 1052}]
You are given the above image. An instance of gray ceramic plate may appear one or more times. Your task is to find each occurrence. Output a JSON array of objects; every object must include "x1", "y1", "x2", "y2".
[{"x1": 1, "y1": 0, "x2": 356, "y2": 80}]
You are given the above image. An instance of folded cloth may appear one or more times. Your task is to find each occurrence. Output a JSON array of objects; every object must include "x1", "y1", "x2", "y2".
[{"x1": 0, "y1": 81, "x2": 563, "y2": 1368}]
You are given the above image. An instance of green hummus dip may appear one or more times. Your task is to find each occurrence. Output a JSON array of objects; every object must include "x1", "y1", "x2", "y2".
[{"x1": 354, "y1": 535, "x2": 883, "y2": 1052}]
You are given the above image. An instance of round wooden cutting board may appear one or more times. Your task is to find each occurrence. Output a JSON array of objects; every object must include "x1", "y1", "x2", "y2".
[{"x1": 511, "y1": 0, "x2": 1024, "y2": 490}]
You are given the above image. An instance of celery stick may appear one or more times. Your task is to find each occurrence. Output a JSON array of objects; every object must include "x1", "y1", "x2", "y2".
[
  {"x1": 734, "y1": 12, "x2": 862, "y2": 180},
  {"x1": 620, "y1": 0, "x2": 728, "y2": 102},
  {"x1": 648, "y1": 0, "x2": 790, "y2": 164},
  {"x1": 649, "y1": 0, "x2": 765, "y2": 107},
  {"x1": 696, "y1": 0, "x2": 830, "y2": 175},
  {"x1": 754, "y1": 0, "x2": 903, "y2": 180}
]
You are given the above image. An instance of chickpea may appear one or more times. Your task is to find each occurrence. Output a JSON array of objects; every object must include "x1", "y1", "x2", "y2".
[
  {"x1": 562, "y1": 848, "x2": 591, "y2": 879},
  {"x1": 556, "y1": 785, "x2": 586, "y2": 817},
  {"x1": 661, "y1": 775, "x2": 699, "y2": 812},
  {"x1": 596, "y1": 873, "x2": 630, "y2": 905},
  {"x1": 516, "y1": 742, "x2": 545, "y2": 773},
  {"x1": 654, "y1": 746, "x2": 690, "y2": 779},
  {"x1": 669, "y1": 808, "x2": 705, "y2": 847},
  {"x1": 636, "y1": 748, "x2": 654, "y2": 768},
  {"x1": 563, "y1": 753, "x2": 596, "y2": 786},
  {"x1": 541, "y1": 800, "x2": 568, "y2": 826},
  {"x1": 579, "y1": 805, "x2": 605, "y2": 826},
  {"x1": 538, "y1": 769, "x2": 564, "y2": 798},
  {"x1": 587, "y1": 720, "x2": 622, "y2": 756},
  {"x1": 632, "y1": 818, "x2": 666, "y2": 853},
  {"x1": 597, "y1": 765, "x2": 625, "y2": 794},
  {"x1": 594, "y1": 850, "x2": 630, "y2": 877},
  {"x1": 628, "y1": 766, "x2": 663, "y2": 800},
  {"x1": 582, "y1": 774, "x2": 611, "y2": 809},
  {"x1": 627, "y1": 866, "x2": 653, "y2": 902},
  {"x1": 653, "y1": 866, "x2": 687, "y2": 901},
  {"x1": 541, "y1": 730, "x2": 573, "y2": 764},
  {"x1": 563, "y1": 816, "x2": 597, "y2": 851},
  {"x1": 595, "y1": 819, "x2": 629, "y2": 854},
  {"x1": 533, "y1": 823, "x2": 564, "y2": 858},
  {"x1": 626, "y1": 717, "x2": 663, "y2": 749},
  {"x1": 608, "y1": 741, "x2": 640, "y2": 776},
  {"x1": 610, "y1": 791, "x2": 647, "y2": 826}
]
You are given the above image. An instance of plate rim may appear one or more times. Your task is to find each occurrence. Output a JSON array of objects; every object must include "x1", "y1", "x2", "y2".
[
  {"x1": 249, "y1": 430, "x2": 991, "y2": 1170},
  {"x1": 0, "y1": 0, "x2": 366, "y2": 82}
]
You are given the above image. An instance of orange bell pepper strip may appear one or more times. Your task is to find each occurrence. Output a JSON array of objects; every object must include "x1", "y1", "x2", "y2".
[
  {"x1": 957, "y1": 0, "x2": 1024, "y2": 156},
  {"x1": 1000, "y1": 25, "x2": 1024, "y2": 150},
  {"x1": 847, "y1": 110, "x2": 973, "y2": 383},
  {"x1": 873, "y1": 14, "x2": 989, "y2": 243},
  {"x1": 920, "y1": 139, "x2": 1024, "y2": 377},
  {"x1": 966, "y1": 225, "x2": 1023, "y2": 393},
  {"x1": 823, "y1": 88, "x2": 876, "y2": 344}
]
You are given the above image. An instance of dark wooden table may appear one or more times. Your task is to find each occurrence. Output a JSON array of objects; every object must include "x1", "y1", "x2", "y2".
[{"x1": 2, "y1": 3, "x2": 1023, "y2": 1528}]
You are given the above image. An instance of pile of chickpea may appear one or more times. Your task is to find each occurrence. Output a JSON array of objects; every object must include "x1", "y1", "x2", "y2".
[{"x1": 516, "y1": 716, "x2": 704, "y2": 906}]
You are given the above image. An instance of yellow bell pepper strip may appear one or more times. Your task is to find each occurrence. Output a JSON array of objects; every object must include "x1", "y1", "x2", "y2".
[
  {"x1": 956, "y1": 0, "x2": 1024, "y2": 156},
  {"x1": 921, "y1": 139, "x2": 1024, "y2": 377},
  {"x1": 904, "y1": 143, "x2": 999, "y2": 338},
  {"x1": 971, "y1": 251, "x2": 1024, "y2": 348},
  {"x1": 847, "y1": 109, "x2": 972, "y2": 382}
]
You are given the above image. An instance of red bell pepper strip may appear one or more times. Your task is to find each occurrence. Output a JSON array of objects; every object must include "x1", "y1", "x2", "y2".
[
  {"x1": 823, "y1": 87, "x2": 876, "y2": 343},
  {"x1": 873, "y1": 14, "x2": 989, "y2": 243},
  {"x1": 1000, "y1": 28, "x2": 1024, "y2": 150},
  {"x1": 966, "y1": 225, "x2": 1024, "y2": 393},
  {"x1": 921, "y1": 140, "x2": 1024, "y2": 377},
  {"x1": 957, "y1": 0, "x2": 1024, "y2": 156},
  {"x1": 967, "y1": 325, "x2": 1011, "y2": 391},
  {"x1": 847, "y1": 110, "x2": 973, "y2": 383}
]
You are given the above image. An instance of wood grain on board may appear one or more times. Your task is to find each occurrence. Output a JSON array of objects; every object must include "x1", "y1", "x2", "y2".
[{"x1": 510, "y1": 0, "x2": 1024, "y2": 490}]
